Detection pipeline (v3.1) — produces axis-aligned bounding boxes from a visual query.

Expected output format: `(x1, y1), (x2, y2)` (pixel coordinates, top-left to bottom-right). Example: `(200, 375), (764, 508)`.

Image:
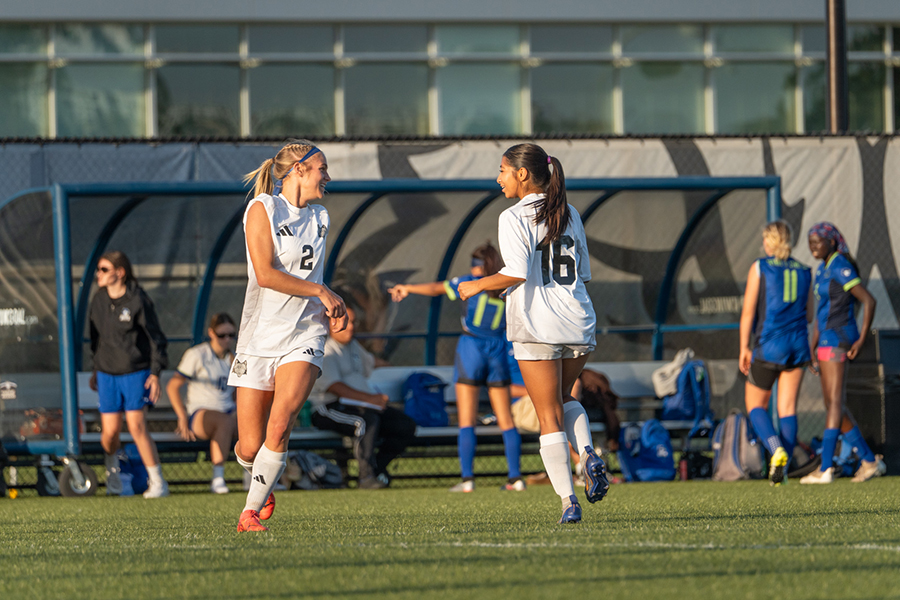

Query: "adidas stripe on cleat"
(582, 446), (610, 503)
(237, 510), (268, 532)
(769, 447), (788, 486)
(259, 492), (275, 520)
(558, 495), (582, 524)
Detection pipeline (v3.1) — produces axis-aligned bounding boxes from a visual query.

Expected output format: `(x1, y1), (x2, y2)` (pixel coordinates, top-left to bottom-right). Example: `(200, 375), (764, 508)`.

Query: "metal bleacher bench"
(75, 361), (696, 453)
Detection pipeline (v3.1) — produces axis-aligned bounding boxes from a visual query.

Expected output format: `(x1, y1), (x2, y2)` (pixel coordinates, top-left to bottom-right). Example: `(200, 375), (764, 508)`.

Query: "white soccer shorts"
(227, 336), (325, 391)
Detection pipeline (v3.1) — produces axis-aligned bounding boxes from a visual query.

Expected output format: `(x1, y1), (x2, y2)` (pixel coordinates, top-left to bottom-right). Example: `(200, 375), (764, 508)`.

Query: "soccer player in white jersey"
(458, 143), (609, 524)
(229, 140), (347, 532)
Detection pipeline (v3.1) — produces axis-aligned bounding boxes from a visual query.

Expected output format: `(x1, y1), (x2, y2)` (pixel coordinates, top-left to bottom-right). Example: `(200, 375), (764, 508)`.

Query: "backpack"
(402, 372), (449, 427)
(652, 348), (695, 397)
(285, 450), (345, 490)
(660, 359), (714, 439)
(711, 410), (765, 481)
(617, 419), (676, 482)
(118, 443), (148, 495)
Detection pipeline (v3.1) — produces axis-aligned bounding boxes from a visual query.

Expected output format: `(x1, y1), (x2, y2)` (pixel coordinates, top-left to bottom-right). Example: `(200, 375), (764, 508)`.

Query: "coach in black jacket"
(88, 251), (170, 498)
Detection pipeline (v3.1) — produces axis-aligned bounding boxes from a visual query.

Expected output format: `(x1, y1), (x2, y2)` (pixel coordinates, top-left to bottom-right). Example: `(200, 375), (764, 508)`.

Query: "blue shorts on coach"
(96, 369), (151, 413)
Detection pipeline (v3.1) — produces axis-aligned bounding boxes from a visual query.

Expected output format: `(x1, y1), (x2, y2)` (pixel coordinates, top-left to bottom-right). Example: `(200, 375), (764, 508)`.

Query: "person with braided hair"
(229, 140), (348, 532)
(457, 143), (609, 524)
(800, 222), (885, 484)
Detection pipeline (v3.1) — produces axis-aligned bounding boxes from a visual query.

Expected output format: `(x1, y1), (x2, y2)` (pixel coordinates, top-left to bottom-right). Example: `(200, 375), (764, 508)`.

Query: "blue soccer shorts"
(96, 369), (152, 413)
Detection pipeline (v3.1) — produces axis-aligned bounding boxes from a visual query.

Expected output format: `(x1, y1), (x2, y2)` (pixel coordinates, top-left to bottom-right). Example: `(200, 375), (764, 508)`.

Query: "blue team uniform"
(444, 275), (509, 387)
(814, 253), (862, 348)
(752, 257), (812, 368)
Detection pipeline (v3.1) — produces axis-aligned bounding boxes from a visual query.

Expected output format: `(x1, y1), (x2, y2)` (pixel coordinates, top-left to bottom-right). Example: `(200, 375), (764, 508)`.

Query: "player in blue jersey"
(800, 222), (885, 484)
(388, 242), (523, 492)
(739, 221), (811, 485)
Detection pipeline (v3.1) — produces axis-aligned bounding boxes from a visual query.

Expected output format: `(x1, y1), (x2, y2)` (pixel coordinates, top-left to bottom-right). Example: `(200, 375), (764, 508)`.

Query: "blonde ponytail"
(763, 221), (792, 261)
(243, 139), (319, 199)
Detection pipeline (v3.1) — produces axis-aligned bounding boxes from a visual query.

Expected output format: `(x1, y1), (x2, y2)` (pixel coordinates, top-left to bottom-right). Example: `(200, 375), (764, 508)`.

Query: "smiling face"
(497, 156), (526, 200)
(95, 258), (123, 289)
(808, 233), (834, 261)
(296, 153), (330, 203)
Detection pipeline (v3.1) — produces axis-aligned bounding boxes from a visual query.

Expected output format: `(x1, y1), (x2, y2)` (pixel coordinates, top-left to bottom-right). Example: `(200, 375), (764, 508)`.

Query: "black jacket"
(89, 281), (168, 377)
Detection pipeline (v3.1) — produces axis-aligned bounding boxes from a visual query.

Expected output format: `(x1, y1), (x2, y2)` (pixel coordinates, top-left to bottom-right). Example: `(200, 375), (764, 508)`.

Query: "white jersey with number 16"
(497, 193), (596, 345)
(236, 193), (329, 357)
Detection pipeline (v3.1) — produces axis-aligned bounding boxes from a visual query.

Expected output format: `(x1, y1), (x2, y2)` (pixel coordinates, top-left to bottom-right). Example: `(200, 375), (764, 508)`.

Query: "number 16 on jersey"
(538, 235), (576, 286)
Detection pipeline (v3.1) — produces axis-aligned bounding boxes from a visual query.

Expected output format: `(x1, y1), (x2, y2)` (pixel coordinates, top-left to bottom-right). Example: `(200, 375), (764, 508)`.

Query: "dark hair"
(99, 251), (136, 284)
(502, 143), (569, 244)
(208, 313), (235, 330)
(472, 241), (504, 298)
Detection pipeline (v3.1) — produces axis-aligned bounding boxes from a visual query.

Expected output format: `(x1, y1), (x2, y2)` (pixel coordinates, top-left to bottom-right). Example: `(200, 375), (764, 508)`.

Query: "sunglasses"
(96, 266), (112, 273)
(214, 331), (237, 339)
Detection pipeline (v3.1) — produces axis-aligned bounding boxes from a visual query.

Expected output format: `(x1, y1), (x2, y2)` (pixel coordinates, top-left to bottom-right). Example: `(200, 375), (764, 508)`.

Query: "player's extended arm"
(246, 202), (347, 327)
(326, 382), (389, 409)
(165, 372), (195, 441)
(848, 284), (877, 360)
(738, 264), (759, 376)
(458, 273), (524, 301)
(388, 282), (446, 302)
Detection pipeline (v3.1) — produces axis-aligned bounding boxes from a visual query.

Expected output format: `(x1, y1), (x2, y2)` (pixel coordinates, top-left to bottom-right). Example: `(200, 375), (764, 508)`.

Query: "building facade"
(1, 1), (900, 138)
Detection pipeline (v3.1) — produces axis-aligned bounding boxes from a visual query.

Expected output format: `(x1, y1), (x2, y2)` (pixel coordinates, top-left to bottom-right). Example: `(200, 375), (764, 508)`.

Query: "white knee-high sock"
(563, 401), (594, 460)
(236, 453), (253, 474)
(243, 444), (286, 513)
(539, 432), (575, 499)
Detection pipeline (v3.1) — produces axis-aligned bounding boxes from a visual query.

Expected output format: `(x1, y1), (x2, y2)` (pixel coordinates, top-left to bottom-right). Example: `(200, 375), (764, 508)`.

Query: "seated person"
(166, 313), (238, 494)
(310, 306), (417, 489)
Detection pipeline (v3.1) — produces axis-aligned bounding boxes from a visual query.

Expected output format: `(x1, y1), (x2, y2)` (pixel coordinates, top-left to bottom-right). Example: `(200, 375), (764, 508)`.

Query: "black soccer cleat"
(583, 446), (610, 503)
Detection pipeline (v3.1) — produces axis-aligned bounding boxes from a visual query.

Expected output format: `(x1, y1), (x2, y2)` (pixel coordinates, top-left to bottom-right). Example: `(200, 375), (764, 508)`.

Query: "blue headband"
(273, 147), (322, 195)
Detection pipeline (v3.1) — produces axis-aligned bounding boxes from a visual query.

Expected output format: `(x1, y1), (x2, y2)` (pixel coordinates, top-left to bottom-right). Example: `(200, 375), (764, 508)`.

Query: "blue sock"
(501, 427), (522, 480)
(749, 408), (782, 456)
(458, 427), (476, 479)
(821, 428), (840, 471)
(779, 415), (797, 466)
(842, 426), (875, 463)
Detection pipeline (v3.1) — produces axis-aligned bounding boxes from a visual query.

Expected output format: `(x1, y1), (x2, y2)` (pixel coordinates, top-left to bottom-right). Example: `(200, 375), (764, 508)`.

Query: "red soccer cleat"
(259, 493), (275, 520)
(237, 510), (267, 532)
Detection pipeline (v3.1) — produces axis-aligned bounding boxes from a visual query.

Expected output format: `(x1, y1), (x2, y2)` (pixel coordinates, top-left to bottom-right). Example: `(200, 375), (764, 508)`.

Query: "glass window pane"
(896, 68), (900, 129)
(713, 25), (794, 53)
(157, 64), (240, 136)
(56, 64), (144, 137)
(248, 25), (333, 53)
(250, 64), (334, 136)
(848, 62), (884, 131)
(155, 25), (239, 53)
(437, 26), (520, 54)
(56, 24), (143, 55)
(0, 64), (48, 136)
(802, 63), (826, 132)
(0, 24), (47, 54)
(802, 26), (826, 53)
(440, 63), (521, 135)
(895, 28), (900, 52)
(621, 25), (703, 53)
(715, 63), (795, 133)
(847, 25), (884, 52)
(530, 25), (612, 53)
(344, 63), (428, 135)
(344, 25), (427, 53)
(622, 62), (704, 134)
(532, 63), (613, 133)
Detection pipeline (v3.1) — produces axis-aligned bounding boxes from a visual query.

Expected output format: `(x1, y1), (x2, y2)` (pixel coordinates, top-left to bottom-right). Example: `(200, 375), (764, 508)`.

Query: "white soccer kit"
(175, 342), (235, 415)
(229, 193), (329, 389)
(497, 193), (596, 347)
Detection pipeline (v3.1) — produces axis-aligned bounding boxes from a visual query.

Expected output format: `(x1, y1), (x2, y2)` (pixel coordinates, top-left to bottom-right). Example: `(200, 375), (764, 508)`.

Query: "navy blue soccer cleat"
(558, 495), (582, 524)
(582, 446), (610, 503)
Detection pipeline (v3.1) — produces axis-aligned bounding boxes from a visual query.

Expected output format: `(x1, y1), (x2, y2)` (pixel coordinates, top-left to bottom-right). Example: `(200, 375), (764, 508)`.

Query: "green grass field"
(2, 478), (900, 600)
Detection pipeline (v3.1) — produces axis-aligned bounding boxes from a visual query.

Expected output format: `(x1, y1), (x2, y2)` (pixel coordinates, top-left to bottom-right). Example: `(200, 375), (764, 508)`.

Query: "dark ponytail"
(502, 143), (569, 244)
(472, 241), (504, 298)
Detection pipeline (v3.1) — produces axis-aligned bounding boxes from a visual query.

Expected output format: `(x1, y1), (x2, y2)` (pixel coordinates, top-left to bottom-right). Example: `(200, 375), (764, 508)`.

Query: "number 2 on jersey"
(538, 235), (576, 286)
(300, 245), (314, 270)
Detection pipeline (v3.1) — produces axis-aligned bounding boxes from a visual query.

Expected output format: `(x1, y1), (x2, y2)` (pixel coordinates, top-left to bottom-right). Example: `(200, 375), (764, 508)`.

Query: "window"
(157, 64), (241, 136)
(440, 63), (521, 134)
(344, 64), (429, 134)
(621, 25), (703, 54)
(343, 25), (428, 53)
(715, 63), (796, 133)
(622, 62), (704, 134)
(847, 25), (884, 52)
(248, 25), (334, 54)
(55, 24), (143, 55)
(532, 64), (614, 133)
(155, 25), (239, 54)
(713, 26), (794, 53)
(530, 25), (613, 53)
(437, 26), (520, 55)
(0, 24), (47, 54)
(250, 65), (335, 136)
(56, 64), (145, 137)
(802, 63), (826, 132)
(0, 63), (48, 136)
(848, 62), (885, 131)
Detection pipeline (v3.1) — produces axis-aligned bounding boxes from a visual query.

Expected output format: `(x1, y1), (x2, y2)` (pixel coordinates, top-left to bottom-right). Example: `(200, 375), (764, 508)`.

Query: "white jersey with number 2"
(497, 193), (596, 345)
(236, 193), (329, 357)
